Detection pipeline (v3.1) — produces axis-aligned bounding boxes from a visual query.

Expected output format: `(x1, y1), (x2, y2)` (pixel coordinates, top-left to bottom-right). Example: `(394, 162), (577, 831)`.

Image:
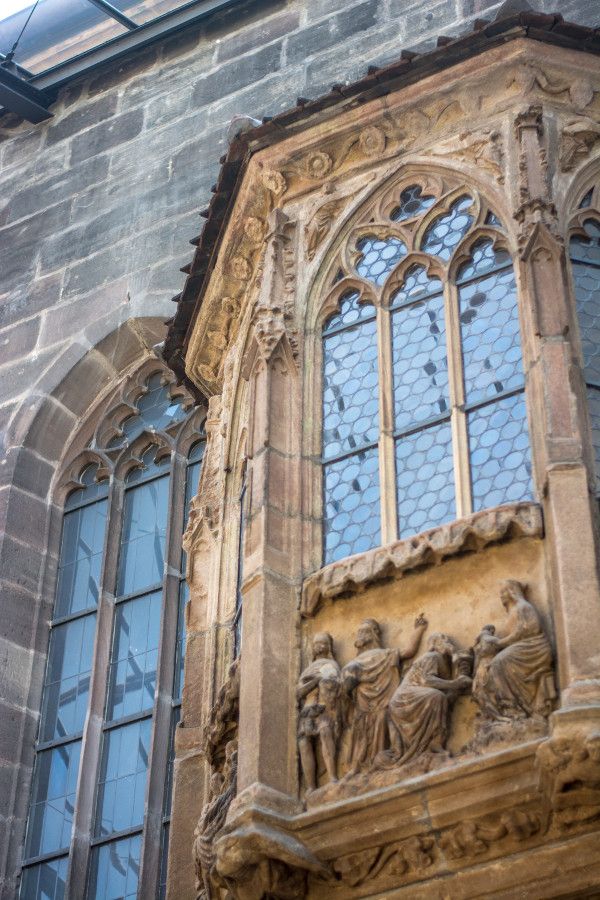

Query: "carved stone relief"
(537, 730), (600, 830)
(439, 807), (542, 860)
(560, 118), (600, 172)
(333, 835), (434, 887)
(299, 583), (555, 807)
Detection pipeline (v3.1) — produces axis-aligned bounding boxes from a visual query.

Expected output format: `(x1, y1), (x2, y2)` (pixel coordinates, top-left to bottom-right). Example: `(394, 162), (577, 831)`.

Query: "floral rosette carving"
(262, 169), (287, 196)
(304, 150), (333, 179)
(230, 255), (252, 281)
(359, 125), (386, 156)
(244, 216), (265, 244)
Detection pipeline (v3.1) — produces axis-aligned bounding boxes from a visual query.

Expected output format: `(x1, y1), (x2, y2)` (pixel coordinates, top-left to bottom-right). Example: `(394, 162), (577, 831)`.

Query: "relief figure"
(297, 632), (342, 791)
(376, 633), (471, 769)
(342, 615), (427, 775)
(472, 580), (555, 722)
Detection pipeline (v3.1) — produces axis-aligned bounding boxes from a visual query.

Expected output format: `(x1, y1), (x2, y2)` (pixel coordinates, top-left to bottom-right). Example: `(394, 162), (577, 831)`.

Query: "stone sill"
(301, 502), (543, 617)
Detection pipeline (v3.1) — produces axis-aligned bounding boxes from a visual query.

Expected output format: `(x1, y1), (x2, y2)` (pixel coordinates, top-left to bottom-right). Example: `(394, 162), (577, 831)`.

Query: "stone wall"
(1, 0), (600, 895)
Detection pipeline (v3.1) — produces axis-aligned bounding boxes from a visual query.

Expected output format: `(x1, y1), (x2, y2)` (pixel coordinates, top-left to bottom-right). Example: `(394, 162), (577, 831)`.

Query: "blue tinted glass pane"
(125, 447), (171, 485)
(65, 466), (108, 509)
(390, 185), (435, 222)
(484, 210), (503, 228)
(159, 823), (170, 900)
(106, 592), (162, 721)
(323, 291), (374, 333)
(26, 742), (81, 858)
(89, 833), (141, 900)
(469, 393), (532, 511)
(389, 264), (442, 307)
(323, 447), (380, 563)
(117, 476), (169, 596)
(55, 500), (107, 617)
(96, 719), (151, 836)
(587, 387), (600, 495)
(395, 422), (455, 537)
(185, 461), (202, 523)
(174, 583), (188, 701)
(572, 260), (600, 382)
(188, 438), (205, 464)
(570, 221), (600, 265)
(579, 189), (593, 209)
(20, 856), (68, 900)
(460, 264), (523, 405)
(456, 238), (510, 283)
(41, 613), (96, 742)
(163, 707), (180, 816)
(356, 236), (407, 285)
(323, 318), (379, 459)
(392, 287), (449, 431)
(422, 195), (474, 260)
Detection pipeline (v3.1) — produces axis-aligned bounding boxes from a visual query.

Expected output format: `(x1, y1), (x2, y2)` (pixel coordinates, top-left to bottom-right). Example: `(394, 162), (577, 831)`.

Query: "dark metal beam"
(30, 0), (246, 91)
(84, 0), (138, 31)
(0, 64), (52, 122)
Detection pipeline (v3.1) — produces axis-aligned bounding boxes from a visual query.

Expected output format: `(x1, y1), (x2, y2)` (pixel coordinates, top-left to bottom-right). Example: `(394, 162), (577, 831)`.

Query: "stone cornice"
(301, 502), (543, 617)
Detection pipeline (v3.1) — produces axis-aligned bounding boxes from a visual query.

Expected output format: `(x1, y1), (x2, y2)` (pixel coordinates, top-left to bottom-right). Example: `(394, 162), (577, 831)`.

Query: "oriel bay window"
(20, 368), (205, 900)
(321, 180), (533, 564)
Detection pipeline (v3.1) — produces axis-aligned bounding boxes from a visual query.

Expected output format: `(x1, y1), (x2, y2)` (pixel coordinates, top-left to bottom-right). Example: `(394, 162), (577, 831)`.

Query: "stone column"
(516, 105), (600, 712)
(235, 210), (302, 810)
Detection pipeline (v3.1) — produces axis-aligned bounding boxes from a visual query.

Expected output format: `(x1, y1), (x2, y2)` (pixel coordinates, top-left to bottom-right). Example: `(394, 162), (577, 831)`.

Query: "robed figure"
(341, 616), (427, 775)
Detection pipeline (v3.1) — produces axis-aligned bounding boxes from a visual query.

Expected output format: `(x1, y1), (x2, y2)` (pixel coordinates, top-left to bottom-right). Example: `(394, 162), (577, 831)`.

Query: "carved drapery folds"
(298, 584), (555, 807)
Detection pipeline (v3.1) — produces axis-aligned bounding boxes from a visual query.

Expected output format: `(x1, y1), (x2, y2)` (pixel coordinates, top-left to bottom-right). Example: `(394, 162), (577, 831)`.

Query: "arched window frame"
(19, 359), (207, 900)
(311, 171), (534, 565)
(566, 179), (600, 501)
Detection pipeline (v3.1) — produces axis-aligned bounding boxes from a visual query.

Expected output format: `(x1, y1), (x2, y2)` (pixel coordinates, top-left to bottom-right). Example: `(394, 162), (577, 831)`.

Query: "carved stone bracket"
(302, 502), (543, 617)
(537, 728), (600, 830)
(560, 118), (600, 172)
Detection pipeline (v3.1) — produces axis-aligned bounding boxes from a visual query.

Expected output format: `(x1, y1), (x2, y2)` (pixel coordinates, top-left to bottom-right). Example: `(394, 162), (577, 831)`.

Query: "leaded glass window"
(570, 185), (600, 495)
(21, 367), (205, 900)
(321, 182), (532, 564)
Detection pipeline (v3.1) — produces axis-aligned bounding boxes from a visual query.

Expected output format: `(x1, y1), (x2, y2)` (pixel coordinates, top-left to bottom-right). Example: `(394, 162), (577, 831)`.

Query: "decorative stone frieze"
(302, 503), (543, 618)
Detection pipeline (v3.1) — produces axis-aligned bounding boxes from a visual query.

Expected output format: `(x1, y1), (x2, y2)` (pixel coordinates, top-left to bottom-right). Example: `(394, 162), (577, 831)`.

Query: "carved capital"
(560, 118), (600, 173)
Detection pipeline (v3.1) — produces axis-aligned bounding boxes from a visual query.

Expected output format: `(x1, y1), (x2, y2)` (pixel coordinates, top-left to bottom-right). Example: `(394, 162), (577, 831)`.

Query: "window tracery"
(20, 365), (205, 900)
(569, 183), (600, 496)
(321, 177), (533, 564)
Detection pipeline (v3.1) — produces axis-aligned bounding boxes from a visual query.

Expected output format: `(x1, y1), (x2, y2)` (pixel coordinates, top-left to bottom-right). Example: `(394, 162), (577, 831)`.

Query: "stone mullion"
(514, 105), (600, 711)
(445, 281), (471, 518)
(377, 305), (398, 545)
(138, 452), (186, 899)
(65, 478), (123, 899)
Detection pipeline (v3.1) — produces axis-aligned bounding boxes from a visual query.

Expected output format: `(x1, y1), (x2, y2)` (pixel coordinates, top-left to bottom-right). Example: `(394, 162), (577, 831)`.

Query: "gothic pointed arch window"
(20, 364), (206, 900)
(320, 176), (533, 564)
(568, 183), (600, 497)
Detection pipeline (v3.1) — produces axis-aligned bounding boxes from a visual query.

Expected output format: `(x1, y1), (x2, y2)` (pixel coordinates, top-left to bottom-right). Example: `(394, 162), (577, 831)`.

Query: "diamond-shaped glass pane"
(456, 238), (510, 283)
(572, 259), (600, 382)
(459, 260), (523, 406)
(109, 374), (187, 449)
(395, 421), (455, 537)
(421, 195), (474, 260)
(323, 290), (374, 333)
(356, 236), (407, 285)
(391, 276), (449, 432)
(468, 393), (532, 511)
(323, 448), (380, 563)
(322, 316), (379, 459)
(390, 184), (435, 221)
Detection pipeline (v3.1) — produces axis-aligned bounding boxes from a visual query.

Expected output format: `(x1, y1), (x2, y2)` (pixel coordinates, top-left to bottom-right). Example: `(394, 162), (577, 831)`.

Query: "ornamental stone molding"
(302, 503), (543, 617)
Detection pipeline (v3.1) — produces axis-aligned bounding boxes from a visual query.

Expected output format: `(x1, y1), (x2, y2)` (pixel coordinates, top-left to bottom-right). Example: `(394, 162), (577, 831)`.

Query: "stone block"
(392, 0), (458, 36)
(69, 109), (145, 166)
(206, 69), (306, 130)
(0, 635), (36, 709)
(52, 347), (116, 418)
(23, 396), (77, 462)
(0, 317), (41, 366)
(216, 9), (300, 63)
(0, 202), (72, 283)
(45, 94), (119, 146)
(9, 447), (54, 500)
(0, 273), (63, 329)
(0, 128), (42, 171)
(6, 155), (108, 223)
(0, 348), (56, 406)
(143, 88), (194, 131)
(87, 46), (159, 96)
(286, 0), (380, 66)
(0, 533), (43, 595)
(191, 42), (283, 107)
(0, 485), (49, 553)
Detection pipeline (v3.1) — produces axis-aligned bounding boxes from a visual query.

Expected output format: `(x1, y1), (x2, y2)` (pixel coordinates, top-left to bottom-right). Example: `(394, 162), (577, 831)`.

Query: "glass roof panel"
(108, 0), (201, 26)
(0, 0), (129, 74)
